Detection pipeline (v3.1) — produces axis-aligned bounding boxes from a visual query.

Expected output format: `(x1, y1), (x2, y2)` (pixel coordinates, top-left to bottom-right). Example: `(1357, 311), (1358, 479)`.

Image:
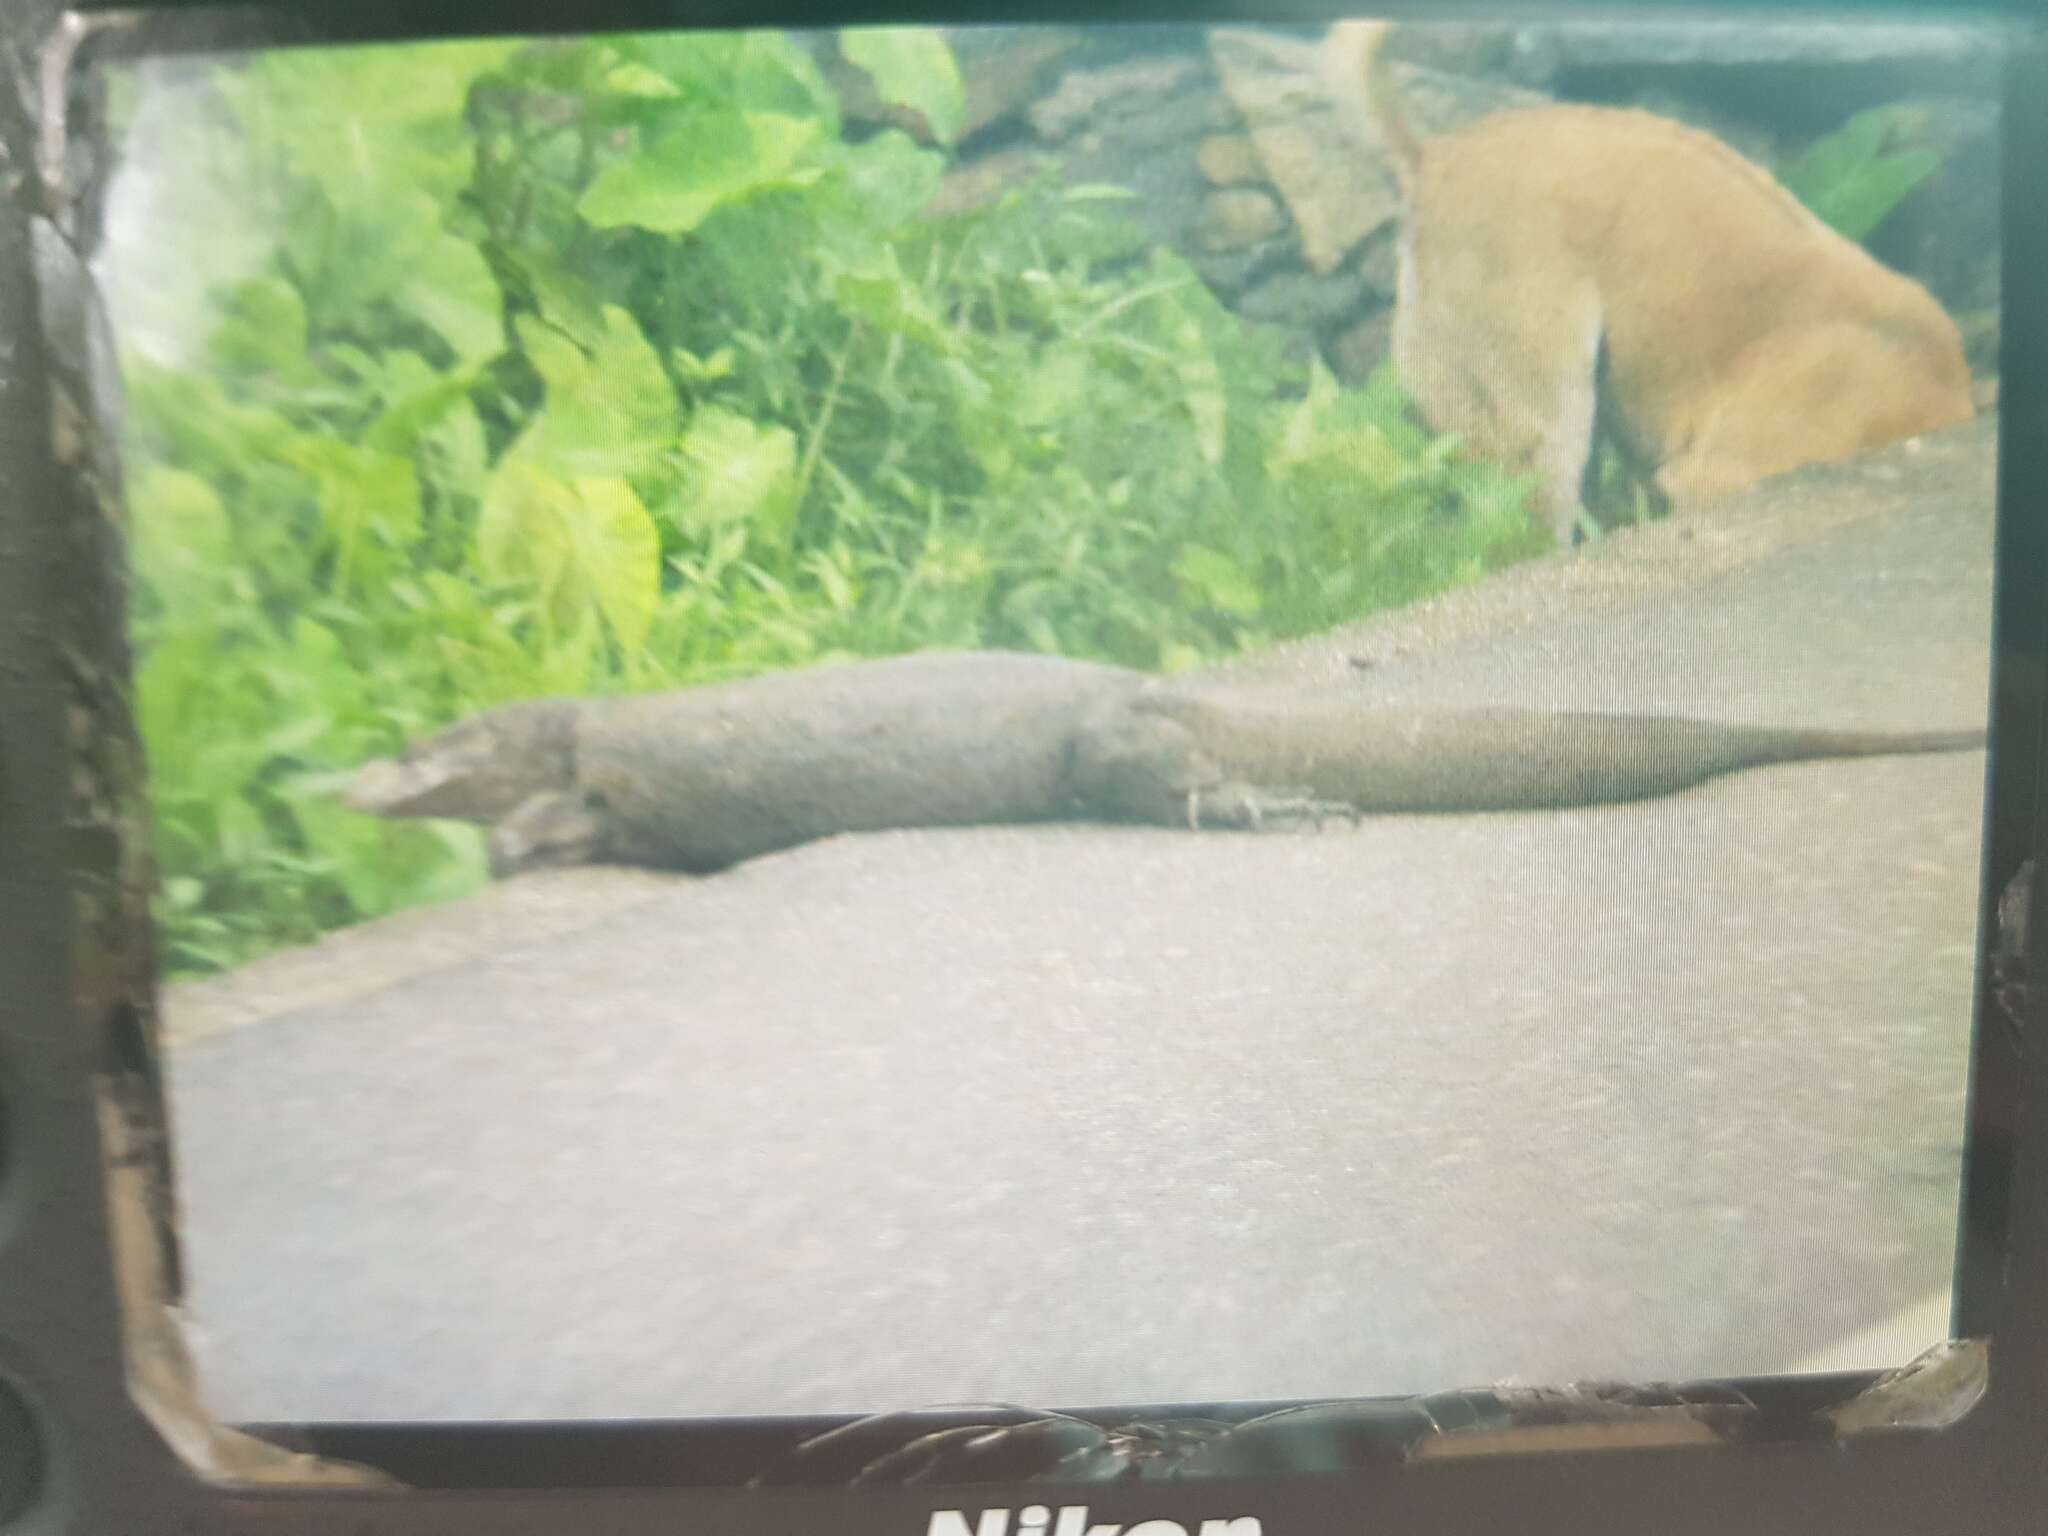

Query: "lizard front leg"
(487, 788), (609, 877)
(1067, 699), (1356, 832)
(1186, 781), (1362, 832)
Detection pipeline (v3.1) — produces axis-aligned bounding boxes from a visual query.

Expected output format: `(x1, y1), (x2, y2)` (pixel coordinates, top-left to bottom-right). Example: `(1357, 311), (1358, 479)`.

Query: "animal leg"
(1396, 273), (1604, 544)
(1186, 783), (1362, 833)
(1529, 332), (1604, 546)
(1067, 702), (1353, 831)
(487, 789), (608, 877)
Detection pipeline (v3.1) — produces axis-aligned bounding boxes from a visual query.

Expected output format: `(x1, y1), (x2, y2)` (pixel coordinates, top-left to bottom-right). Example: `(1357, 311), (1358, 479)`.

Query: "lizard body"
(343, 650), (1985, 875)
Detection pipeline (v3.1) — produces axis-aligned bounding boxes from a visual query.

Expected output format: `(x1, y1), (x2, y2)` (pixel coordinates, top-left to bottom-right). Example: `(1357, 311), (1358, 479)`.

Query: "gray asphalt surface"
(165, 420), (1996, 1424)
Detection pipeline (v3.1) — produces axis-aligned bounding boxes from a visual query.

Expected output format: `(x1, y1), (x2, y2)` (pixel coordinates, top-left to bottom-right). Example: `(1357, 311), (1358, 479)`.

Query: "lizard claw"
(1190, 783), (1361, 832)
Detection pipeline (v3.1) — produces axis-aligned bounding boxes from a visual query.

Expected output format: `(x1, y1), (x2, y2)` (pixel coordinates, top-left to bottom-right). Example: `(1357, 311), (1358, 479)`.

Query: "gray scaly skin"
(347, 653), (1138, 876)
(343, 650), (1987, 877)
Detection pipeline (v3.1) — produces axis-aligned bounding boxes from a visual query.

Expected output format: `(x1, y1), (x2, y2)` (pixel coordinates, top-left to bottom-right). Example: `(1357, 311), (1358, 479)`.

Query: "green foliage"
(578, 108), (825, 233)
(113, 28), (1541, 975)
(840, 27), (966, 145)
(1779, 105), (1942, 243)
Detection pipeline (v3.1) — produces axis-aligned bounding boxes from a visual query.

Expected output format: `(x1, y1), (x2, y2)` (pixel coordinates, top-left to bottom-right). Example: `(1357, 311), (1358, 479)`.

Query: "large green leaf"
(279, 180), (445, 324)
(213, 42), (520, 328)
(564, 476), (662, 652)
(513, 305), (680, 480)
(362, 353), (486, 458)
(205, 277), (310, 379)
(576, 107), (824, 234)
(494, 246), (609, 349)
(235, 40), (521, 205)
(670, 406), (800, 542)
(477, 459), (575, 598)
(1780, 106), (1891, 213)
(294, 439), (424, 589)
(827, 129), (945, 228)
(1779, 105), (1942, 242)
(604, 61), (682, 99)
(617, 30), (839, 127)
(1807, 149), (1940, 242)
(839, 27), (965, 146)
(477, 459), (660, 651)
(396, 233), (506, 362)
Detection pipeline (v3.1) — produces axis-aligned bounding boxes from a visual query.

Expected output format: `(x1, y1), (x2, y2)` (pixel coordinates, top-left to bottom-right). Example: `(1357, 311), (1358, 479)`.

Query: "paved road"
(165, 421), (1996, 1424)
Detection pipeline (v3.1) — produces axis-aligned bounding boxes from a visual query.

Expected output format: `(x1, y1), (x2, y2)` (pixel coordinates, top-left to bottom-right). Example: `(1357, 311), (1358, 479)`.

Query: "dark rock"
(1023, 55), (1239, 267)
(1193, 187), (1287, 252)
(1327, 309), (1394, 387)
(931, 146), (1059, 216)
(1209, 27), (1544, 276)
(1027, 54), (1207, 143)
(1235, 266), (1367, 329)
(1184, 240), (1288, 300)
(1195, 133), (1261, 187)
(1345, 222), (1400, 297)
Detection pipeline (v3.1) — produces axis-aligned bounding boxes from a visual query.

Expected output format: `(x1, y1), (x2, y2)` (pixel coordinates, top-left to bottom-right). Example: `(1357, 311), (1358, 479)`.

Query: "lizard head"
(343, 699), (579, 825)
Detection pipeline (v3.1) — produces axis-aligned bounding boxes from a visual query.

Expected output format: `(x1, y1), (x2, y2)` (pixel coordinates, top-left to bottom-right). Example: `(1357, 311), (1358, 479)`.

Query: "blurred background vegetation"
(112, 28), (1550, 974)
(106, 28), (1939, 974)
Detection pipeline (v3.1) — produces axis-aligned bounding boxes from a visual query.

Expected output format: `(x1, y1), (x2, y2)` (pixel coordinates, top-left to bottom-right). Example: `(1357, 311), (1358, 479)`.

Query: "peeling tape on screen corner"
(747, 1341), (1989, 1487)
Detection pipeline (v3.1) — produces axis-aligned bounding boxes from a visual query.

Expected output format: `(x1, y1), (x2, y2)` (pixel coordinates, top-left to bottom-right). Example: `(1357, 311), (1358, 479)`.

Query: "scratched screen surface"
(103, 17), (2000, 1424)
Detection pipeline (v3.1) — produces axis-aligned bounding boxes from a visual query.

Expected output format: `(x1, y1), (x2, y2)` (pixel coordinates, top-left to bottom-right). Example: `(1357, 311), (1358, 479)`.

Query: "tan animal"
(1318, 20), (1976, 542)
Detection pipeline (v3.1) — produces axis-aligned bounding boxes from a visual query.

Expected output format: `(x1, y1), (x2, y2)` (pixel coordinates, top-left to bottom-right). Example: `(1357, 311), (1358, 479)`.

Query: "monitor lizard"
(343, 649), (1986, 876)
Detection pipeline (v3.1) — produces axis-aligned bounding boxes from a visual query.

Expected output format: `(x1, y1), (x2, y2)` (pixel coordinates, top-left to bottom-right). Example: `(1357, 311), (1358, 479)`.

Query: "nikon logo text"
(927, 1507), (1260, 1536)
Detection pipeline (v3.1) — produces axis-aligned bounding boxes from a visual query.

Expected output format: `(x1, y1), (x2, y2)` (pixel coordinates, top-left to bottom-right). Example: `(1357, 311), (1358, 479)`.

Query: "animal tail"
(1794, 729), (1982, 761)
(1538, 717), (1984, 811)
(1745, 725), (1987, 767)
(1323, 19), (1421, 191)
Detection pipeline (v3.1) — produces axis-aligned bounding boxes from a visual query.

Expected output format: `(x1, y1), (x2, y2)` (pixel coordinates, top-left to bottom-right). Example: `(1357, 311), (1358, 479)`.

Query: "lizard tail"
(1324, 19), (1421, 192)
(1753, 726), (1988, 764)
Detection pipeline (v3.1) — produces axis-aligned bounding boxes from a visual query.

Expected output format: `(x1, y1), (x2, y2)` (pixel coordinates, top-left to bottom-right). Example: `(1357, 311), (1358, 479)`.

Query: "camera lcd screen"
(96, 13), (2001, 1431)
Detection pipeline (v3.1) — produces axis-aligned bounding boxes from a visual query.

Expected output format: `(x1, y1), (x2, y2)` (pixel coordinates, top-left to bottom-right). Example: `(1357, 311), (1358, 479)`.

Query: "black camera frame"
(1, 1), (2043, 1531)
